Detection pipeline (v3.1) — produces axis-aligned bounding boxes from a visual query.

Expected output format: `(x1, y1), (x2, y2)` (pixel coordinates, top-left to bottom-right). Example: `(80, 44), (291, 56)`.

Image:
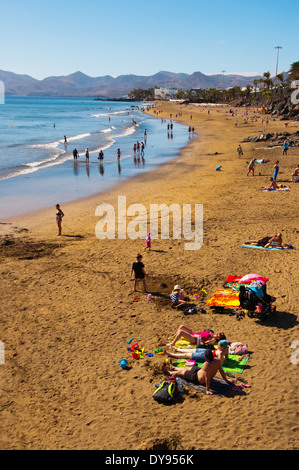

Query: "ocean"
(0, 97), (191, 219)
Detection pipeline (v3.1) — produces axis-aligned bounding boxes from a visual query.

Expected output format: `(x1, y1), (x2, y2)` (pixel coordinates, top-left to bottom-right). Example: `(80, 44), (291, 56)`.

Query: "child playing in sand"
(171, 285), (186, 309)
(130, 254), (148, 292)
(145, 232), (151, 252)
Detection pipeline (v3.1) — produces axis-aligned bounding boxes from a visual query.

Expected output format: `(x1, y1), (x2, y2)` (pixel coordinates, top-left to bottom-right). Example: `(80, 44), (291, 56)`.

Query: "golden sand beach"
(0, 101), (298, 450)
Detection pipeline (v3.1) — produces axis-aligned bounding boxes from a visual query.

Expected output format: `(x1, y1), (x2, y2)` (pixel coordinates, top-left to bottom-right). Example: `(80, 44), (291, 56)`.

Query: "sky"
(0, 0), (298, 80)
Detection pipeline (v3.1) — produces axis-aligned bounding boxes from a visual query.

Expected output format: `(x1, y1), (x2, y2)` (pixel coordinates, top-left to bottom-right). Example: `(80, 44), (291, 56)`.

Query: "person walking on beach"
(85, 148), (89, 162)
(237, 145), (243, 158)
(117, 148), (121, 159)
(247, 158), (256, 176)
(55, 204), (64, 236)
(282, 140), (288, 156)
(98, 150), (104, 160)
(273, 160), (279, 181)
(73, 148), (78, 159)
(131, 254), (148, 292)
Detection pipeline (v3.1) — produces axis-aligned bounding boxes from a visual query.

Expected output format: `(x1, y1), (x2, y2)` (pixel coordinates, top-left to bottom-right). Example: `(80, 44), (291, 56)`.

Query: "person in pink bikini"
(166, 325), (226, 348)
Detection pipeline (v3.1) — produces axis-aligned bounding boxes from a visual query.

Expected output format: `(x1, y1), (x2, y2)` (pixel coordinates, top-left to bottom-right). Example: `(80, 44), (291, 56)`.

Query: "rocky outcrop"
(242, 131), (299, 146)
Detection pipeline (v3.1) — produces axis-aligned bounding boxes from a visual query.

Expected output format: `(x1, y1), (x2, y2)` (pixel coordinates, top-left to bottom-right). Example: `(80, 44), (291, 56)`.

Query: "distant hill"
(0, 69), (263, 98)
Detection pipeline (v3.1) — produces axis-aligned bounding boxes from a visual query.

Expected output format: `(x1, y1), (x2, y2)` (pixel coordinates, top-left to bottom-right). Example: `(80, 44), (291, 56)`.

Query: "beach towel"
(173, 355), (249, 375)
(206, 288), (240, 309)
(180, 377), (246, 397)
(262, 187), (290, 192)
(173, 338), (250, 374)
(241, 244), (295, 251)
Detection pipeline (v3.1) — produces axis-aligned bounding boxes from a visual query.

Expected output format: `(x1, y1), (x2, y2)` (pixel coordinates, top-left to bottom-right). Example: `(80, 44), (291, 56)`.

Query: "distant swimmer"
(98, 150), (104, 160)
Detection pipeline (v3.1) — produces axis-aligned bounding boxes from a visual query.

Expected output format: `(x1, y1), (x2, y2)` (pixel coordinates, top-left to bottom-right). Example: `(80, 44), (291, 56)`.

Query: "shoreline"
(0, 109), (198, 233)
(0, 103), (190, 221)
(1, 101), (298, 451)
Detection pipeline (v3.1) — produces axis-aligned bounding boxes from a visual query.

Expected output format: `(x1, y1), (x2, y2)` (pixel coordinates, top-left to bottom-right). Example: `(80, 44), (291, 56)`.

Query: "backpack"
(152, 377), (179, 404)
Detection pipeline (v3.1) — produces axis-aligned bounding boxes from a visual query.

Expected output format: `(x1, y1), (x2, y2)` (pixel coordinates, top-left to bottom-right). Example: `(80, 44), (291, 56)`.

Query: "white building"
(154, 87), (178, 99)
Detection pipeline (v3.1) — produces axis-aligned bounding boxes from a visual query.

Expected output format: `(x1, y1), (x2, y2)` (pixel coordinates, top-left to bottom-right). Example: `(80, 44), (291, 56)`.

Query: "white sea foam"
(27, 132), (91, 149)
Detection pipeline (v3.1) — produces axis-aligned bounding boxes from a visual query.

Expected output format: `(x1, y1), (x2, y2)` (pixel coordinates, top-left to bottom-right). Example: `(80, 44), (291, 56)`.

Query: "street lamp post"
(221, 70), (226, 90)
(275, 46), (282, 84)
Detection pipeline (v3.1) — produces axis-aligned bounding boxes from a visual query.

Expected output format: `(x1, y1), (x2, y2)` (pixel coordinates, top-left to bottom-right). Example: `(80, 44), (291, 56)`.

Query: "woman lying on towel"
(166, 325), (226, 348)
(261, 177), (288, 191)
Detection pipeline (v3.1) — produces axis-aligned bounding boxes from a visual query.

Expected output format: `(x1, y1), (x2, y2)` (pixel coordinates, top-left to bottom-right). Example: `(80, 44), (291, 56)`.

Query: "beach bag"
(152, 377), (178, 404)
(183, 307), (198, 316)
(230, 342), (248, 355)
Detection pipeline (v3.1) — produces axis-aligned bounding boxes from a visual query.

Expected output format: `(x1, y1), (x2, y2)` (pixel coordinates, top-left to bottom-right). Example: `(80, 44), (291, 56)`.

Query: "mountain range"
(0, 70), (262, 98)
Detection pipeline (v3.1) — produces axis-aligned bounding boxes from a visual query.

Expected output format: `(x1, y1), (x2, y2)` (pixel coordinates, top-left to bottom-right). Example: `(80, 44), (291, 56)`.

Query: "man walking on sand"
(162, 348), (234, 395)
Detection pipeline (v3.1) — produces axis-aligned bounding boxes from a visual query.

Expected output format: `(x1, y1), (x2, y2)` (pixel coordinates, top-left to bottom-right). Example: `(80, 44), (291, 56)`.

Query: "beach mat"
(174, 355), (249, 374)
(180, 377), (246, 397)
(173, 339), (249, 374)
(241, 244), (295, 251)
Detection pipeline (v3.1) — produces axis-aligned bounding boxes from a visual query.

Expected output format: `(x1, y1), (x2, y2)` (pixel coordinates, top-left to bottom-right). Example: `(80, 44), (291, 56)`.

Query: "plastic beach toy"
(120, 359), (128, 369)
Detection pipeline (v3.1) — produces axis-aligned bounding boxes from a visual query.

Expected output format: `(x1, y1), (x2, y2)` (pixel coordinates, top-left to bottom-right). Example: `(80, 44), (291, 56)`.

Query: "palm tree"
(288, 61), (299, 80)
(263, 71), (273, 91)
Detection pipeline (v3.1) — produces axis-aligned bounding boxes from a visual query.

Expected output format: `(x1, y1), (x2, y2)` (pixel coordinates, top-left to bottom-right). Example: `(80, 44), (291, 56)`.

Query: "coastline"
(1, 101), (298, 451)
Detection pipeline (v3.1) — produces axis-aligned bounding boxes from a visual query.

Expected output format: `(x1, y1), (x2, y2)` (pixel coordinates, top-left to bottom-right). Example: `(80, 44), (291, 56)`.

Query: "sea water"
(0, 97), (191, 219)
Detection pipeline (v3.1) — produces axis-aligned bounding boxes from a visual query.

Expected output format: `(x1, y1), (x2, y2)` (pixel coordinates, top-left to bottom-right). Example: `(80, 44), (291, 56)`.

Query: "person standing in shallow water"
(55, 204), (64, 236)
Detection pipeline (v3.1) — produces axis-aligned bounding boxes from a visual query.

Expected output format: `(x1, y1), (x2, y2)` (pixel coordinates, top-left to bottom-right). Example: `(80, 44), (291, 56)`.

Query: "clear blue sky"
(1, 0), (298, 79)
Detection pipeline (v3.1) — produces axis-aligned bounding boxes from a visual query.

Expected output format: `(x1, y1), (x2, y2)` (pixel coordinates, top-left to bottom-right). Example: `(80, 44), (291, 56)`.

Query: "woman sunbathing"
(166, 325), (226, 348)
(261, 178), (287, 191)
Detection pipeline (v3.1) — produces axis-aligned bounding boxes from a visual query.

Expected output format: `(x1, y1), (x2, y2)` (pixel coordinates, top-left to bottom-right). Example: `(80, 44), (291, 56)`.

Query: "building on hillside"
(154, 87), (178, 99)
